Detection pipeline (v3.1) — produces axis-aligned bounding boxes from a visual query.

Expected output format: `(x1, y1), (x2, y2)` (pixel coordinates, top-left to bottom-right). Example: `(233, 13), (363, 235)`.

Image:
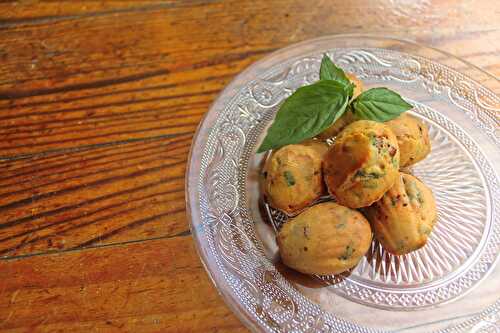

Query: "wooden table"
(0, 1), (498, 332)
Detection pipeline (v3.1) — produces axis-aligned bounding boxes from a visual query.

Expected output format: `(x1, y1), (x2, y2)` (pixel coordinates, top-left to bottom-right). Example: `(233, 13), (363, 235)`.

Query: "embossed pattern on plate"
(188, 36), (500, 332)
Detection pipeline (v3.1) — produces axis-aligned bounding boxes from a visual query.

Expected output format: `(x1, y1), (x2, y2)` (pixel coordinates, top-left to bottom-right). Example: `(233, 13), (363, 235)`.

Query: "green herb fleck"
(355, 169), (384, 180)
(283, 171), (295, 186)
(407, 180), (423, 204)
(417, 192), (424, 204)
(368, 133), (378, 146)
(368, 134), (386, 153)
(353, 169), (383, 189)
(362, 181), (379, 189)
(419, 224), (431, 235)
(339, 244), (355, 260)
(336, 223), (346, 229)
(391, 156), (399, 168)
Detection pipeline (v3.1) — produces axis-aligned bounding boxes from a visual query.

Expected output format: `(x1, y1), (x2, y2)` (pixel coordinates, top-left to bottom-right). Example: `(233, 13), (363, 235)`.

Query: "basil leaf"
(319, 54), (352, 92)
(344, 82), (355, 98)
(352, 87), (413, 122)
(257, 80), (349, 153)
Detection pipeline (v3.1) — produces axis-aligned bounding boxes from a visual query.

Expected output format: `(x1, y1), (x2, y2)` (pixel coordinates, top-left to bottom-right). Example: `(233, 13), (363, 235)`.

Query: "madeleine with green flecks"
(364, 173), (437, 255)
(277, 202), (372, 275)
(262, 143), (327, 215)
(387, 114), (431, 167)
(323, 120), (400, 209)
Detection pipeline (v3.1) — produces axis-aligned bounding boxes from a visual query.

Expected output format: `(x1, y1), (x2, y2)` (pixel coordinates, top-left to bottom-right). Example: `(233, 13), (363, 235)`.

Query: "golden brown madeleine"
(299, 138), (329, 158)
(316, 73), (364, 140)
(277, 202), (372, 275)
(386, 114), (431, 167)
(316, 110), (356, 140)
(323, 120), (400, 208)
(262, 144), (325, 215)
(364, 173), (437, 255)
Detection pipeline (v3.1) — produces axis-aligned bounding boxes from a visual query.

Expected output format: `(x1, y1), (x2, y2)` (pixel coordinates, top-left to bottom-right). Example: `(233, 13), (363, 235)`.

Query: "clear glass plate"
(186, 35), (500, 332)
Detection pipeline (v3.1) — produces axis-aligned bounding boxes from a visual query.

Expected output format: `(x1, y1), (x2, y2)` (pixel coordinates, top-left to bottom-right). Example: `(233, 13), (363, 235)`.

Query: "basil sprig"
(257, 80), (349, 153)
(257, 54), (412, 153)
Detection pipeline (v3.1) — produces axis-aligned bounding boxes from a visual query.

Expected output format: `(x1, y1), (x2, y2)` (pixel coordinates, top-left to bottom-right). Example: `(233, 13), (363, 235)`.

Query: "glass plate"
(186, 35), (500, 332)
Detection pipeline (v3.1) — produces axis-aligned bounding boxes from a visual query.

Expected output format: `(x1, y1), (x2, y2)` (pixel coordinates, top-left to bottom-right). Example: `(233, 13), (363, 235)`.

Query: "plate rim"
(185, 33), (500, 332)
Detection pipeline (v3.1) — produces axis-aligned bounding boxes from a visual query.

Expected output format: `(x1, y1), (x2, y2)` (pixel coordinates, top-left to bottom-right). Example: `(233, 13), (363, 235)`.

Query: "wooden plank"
(0, 1), (196, 23)
(0, 236), (248, 333)
(0, 133), (191, 258)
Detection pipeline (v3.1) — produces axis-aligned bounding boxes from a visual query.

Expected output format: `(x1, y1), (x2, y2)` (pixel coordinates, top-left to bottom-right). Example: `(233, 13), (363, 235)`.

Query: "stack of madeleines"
(262, 75), (437, 275)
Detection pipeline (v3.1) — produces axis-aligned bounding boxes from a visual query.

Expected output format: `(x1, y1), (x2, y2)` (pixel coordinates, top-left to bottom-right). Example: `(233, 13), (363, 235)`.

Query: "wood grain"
(0, 1), (498, 332)
(0, 236), (247, 333)
(0, 0), (497, 257)
(0, 133), (191, 258)
(0, 1), (498, 157)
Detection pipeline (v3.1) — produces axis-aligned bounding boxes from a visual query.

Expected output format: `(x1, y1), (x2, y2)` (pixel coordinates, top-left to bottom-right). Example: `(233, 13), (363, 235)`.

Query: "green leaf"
(352, 87), (413, 122)
(257, 80), (349, 153)
(319, 54), (353, 96)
